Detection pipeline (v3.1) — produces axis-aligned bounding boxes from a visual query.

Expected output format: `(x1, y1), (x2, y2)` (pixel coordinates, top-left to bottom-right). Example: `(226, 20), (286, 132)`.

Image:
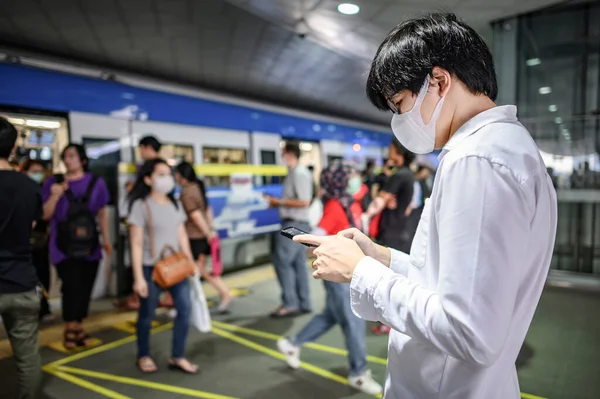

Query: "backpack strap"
(82, 176), (98, 204)
(63, 175), (98, 204)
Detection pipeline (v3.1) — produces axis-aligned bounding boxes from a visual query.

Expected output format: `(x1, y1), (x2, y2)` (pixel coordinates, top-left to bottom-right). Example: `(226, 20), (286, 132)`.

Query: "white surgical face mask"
(153, 175), (175, 194)
(390, 76), (446, 154)
(28, 172), (44, 184)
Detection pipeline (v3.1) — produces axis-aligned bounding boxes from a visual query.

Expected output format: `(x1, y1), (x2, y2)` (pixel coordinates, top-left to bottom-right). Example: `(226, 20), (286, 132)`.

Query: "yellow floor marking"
(211, 326), (382, 399)
(0, 265), (273, 359)
(213, 321), (546, 399)
(521, 393), (547, 399)
(44, 366), (131, 399)
(45, 322), (174, 368)
(47, 337), (104, 354)
(55, 366), (240, 399)
(212, 320), (388, 365)
(113, 320), (160, 334)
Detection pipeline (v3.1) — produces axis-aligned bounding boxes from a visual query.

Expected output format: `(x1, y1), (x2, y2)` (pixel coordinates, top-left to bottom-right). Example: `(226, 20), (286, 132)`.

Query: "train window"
(0, 111), (69, 172)
(202, 147), (248, 187)
(83, 138), (121, 206)
(202, 147), (247, 164)
(134, 143), (194, 166)
(260, 150), (281, 185)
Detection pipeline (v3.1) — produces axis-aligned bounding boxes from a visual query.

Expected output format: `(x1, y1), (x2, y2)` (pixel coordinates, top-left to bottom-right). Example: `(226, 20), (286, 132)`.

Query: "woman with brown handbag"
(128, 159), (198, 374)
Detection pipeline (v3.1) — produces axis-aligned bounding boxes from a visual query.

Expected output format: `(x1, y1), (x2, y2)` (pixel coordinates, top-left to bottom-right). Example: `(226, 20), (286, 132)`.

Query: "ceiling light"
(526, 58), (541, 66)
(352, 143), (361, 152)
(25, 120), (61, 129)
(555, 117), (563, 124)
(548, 105), (558, 112)
(338, 3), (360, 15)
(539, 87), (552, 95)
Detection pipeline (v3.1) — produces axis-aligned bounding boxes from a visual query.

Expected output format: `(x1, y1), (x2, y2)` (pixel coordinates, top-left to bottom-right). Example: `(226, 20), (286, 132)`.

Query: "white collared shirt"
(350, 106), (557, 399)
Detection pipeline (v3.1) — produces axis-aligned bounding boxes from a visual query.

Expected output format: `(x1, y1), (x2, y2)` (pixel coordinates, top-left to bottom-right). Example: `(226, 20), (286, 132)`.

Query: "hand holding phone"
(280, 226), (317, 247)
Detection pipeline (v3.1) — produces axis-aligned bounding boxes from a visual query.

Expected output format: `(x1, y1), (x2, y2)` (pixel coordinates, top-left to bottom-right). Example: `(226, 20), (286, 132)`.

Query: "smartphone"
(54, 173), (65, 184)
(280, 226), (317, 247)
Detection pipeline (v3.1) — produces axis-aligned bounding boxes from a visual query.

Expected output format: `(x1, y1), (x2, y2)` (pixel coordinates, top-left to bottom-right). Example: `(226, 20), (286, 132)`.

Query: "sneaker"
(348, 370), (383, 395)
(276, 338), (301, 369)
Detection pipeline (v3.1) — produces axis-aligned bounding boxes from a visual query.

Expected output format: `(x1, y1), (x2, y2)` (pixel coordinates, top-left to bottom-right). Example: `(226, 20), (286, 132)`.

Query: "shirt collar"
(437, 105), (518, 161)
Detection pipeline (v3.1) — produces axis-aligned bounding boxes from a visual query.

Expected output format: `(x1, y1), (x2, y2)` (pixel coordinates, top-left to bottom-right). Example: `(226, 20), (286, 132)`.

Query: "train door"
(70, 112), (130, 299)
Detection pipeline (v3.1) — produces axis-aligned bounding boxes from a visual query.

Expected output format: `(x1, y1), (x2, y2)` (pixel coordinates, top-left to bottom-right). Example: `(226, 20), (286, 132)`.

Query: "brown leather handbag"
(145, 202), (195, 289)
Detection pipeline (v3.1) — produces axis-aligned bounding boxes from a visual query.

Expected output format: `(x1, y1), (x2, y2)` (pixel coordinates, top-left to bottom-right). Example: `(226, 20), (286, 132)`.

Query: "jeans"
(290, 281), (367, 377)
(136, 266), (191, 359)
(272, 220), (311, 310)
(0, 290), (41, 399)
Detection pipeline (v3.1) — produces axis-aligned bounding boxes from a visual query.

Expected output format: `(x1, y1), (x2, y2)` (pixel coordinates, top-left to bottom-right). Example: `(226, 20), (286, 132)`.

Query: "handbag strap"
(144, 201), (155, 260)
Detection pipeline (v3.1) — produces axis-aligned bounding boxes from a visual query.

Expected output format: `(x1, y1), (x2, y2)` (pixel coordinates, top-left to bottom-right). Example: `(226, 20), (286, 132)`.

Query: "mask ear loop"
(419, 75), (446, 128)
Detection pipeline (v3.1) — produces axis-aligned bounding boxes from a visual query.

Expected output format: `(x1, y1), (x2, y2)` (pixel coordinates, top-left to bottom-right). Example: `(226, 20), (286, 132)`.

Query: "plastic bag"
(189, 274), (211, 332)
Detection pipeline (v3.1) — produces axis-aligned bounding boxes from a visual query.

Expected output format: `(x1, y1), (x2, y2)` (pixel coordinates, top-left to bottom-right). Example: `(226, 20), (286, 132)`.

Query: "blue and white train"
(0, 61), (399, 298)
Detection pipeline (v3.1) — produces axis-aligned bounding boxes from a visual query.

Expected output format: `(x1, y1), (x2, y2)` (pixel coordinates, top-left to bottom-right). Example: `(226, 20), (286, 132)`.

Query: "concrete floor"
(0, 266), (598, 399)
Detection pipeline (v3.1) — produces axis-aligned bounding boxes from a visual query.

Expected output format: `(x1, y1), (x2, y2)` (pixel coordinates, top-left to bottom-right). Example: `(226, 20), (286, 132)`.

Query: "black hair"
(138, 135), (162, 153)
(417, 164), (433, 173)
(0, 117), (18, 159)
(283, 142), (301, 159)
(391, 138), (416, 166)
(175, 161), (208, 206)
(20, 157), (46, 172)
(366, 13), (498, 111)
(128, 158), (177, 212)
(61, 143), (90, 172)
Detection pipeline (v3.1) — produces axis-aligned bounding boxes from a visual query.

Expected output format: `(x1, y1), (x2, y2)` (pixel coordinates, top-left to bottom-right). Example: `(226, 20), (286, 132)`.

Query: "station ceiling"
(0, 0), (565, 129)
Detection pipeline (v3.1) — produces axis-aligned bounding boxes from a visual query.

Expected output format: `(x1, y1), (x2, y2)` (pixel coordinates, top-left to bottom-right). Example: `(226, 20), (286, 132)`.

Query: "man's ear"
(431, 66), (452, 97)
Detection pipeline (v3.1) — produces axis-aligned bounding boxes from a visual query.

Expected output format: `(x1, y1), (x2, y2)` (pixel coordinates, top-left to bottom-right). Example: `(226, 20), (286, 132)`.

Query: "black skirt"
(189, 238), (210, 259)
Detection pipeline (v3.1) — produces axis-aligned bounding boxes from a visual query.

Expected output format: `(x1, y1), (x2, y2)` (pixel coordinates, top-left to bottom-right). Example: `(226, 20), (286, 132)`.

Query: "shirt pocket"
(409, 199), (432, 269)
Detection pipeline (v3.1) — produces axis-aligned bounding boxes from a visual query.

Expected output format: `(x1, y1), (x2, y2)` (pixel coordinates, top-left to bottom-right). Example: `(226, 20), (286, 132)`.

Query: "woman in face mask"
(21, 158), (53, 321)
(128, 159), (198, 374)
(347, 167), (371, 227)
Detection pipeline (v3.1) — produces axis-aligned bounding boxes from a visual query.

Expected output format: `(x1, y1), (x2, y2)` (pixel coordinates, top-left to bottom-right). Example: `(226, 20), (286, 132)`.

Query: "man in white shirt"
(294, 13), (557, 399)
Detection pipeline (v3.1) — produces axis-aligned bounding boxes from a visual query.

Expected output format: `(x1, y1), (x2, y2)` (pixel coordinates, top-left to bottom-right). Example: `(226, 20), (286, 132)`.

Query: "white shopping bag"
(189, 274), (211, 332)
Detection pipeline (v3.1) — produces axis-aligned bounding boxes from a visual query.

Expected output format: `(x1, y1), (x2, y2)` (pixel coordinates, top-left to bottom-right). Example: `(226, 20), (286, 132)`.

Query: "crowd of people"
(0, 12), (557, 399)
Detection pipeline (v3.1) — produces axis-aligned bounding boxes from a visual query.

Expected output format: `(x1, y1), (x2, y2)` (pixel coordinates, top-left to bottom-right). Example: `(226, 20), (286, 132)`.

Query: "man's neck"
(448, 95), (496, 139)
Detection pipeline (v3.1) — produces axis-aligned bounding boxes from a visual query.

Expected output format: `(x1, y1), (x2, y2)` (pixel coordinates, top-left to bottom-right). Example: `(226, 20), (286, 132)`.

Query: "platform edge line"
(55, 366), (240, 399)
(44, 366), (132, 399)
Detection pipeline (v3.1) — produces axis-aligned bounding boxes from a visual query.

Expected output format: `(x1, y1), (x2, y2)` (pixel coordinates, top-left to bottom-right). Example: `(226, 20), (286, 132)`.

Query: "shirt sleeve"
(293, 169), (313, 202)
(94, 177), (110, 209)
(350, 156), (530, 366)
(128, 200), (146, 227)
(389, 248), (411, 276)
(318, 200), (349, 235)
(181, 186), (201, 214)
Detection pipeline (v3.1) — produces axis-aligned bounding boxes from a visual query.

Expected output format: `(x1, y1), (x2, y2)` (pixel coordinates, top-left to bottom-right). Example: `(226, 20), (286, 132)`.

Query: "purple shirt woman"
(42, 143), (110, 350)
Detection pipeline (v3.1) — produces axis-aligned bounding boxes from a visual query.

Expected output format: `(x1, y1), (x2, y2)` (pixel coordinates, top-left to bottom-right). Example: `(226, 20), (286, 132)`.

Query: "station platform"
(0, 265), (598, 399)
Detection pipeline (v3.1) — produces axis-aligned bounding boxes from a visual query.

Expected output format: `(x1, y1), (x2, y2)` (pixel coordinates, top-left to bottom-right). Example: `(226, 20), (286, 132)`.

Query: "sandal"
(168, 358), (199, 374)
(75, 330), (93, 347)
(63, 329), (78, 350)
(137, 357), (157, 373)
